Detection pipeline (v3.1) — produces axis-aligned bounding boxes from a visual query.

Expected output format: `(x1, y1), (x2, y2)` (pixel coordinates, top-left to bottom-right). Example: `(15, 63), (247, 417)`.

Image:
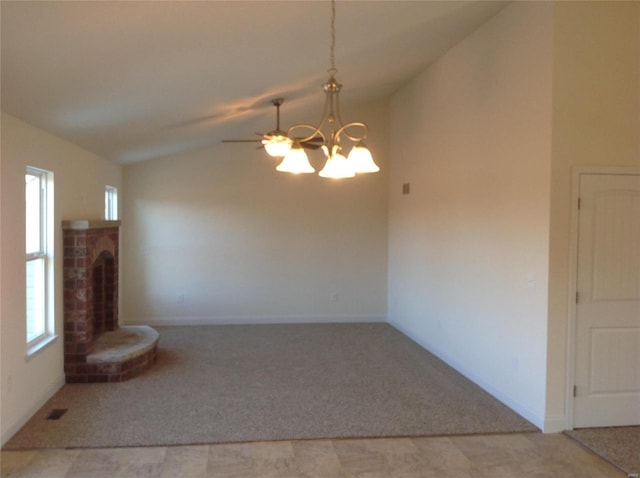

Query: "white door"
(574, 172), (640, 428)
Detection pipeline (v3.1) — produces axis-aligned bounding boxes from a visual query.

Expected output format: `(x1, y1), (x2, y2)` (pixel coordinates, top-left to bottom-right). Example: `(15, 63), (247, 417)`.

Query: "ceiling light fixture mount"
(261, 98), (293, 158)
(274, 0), (380, 178)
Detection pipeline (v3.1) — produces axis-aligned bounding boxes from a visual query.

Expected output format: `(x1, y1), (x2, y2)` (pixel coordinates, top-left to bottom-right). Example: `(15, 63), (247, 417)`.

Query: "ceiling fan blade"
(295, 135), (324, 150)
(221, 139), (261, 143)
(223, 98), (302, 148)
(301, 141), (322, 150)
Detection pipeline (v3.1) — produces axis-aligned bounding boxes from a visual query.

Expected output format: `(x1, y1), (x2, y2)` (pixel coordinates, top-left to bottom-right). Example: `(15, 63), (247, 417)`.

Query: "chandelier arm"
(331, 89), (368, 144)
(287, 124), (328, 144)
(287, 88), (333, 144)
(334, 122), (368, 143)
(333, 89), (345, 131)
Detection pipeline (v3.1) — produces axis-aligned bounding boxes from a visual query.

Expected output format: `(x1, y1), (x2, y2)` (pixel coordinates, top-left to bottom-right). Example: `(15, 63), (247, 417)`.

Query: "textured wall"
(387, 2), (553, 429)
(1, 113), (122, 445)
(121, 98), (389, 325)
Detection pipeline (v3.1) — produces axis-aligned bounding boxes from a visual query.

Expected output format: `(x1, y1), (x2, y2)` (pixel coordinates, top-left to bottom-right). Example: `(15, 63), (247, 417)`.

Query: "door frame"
(566, 166), (640, 430)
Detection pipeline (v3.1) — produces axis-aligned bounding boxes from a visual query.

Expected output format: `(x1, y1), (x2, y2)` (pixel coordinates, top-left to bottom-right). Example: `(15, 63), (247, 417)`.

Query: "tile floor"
(1, 432), (625, 478)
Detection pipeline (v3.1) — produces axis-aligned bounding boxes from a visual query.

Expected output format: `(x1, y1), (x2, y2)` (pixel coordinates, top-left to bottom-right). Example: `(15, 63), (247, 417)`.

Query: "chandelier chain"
(329, 0), (336, 74)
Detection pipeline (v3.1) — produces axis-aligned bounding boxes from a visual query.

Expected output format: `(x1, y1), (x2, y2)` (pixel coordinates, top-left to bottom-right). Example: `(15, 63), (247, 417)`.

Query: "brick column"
(62, 220), (120, 382)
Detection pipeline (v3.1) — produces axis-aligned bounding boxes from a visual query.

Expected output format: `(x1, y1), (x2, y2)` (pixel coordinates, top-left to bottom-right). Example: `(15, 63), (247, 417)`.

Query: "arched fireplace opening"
(92, 250), (115, 336)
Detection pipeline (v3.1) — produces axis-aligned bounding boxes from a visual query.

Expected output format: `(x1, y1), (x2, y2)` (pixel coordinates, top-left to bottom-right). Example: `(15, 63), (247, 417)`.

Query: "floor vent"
(46, 409), (68, 420)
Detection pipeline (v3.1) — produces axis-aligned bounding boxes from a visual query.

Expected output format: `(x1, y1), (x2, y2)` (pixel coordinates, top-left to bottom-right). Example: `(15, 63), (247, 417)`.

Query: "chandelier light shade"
(268, 0), (380, 179)
(348, 141), (380, 173)
(318, 145), (355, 178)
(276, 143), (315, 174)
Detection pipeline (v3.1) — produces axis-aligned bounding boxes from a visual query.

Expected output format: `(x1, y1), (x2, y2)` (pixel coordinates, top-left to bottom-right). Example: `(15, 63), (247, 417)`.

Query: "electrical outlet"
(331, 292), (339, 302)
(177, 294), (184, 304)
(527, 273), (536, 289)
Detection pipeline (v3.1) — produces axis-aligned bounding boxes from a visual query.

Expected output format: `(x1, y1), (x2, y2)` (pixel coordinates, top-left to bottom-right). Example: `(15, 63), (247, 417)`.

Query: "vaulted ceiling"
(1, 1), (507, 164)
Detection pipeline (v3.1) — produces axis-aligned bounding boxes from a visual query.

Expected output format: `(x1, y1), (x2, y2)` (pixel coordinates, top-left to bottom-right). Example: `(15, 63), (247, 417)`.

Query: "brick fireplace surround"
(63, 220), (158, 382)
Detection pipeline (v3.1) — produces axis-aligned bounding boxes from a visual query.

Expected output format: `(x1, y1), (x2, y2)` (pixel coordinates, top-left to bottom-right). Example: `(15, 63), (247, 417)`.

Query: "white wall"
(546, 1), (640, 430)
(0, 113), (122, 445)
(122, 98), (389, 325)
(387, 2), (553, 429)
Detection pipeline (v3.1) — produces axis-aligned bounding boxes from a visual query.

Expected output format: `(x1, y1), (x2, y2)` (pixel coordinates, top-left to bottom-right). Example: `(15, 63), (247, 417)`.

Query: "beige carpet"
(566, 426), (640, 477)
(4, 323), (537, 449)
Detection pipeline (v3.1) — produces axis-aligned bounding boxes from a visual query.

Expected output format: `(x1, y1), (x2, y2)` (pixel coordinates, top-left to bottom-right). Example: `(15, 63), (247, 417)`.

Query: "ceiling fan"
(221, 98), (322, 154)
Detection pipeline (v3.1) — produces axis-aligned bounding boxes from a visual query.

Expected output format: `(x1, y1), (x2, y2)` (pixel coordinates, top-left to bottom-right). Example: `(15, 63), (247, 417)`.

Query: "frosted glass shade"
(276, 145), (315, 174)
(263, 135), (293, 157)
(318, 152), (355, 178)
(348, 143), (379, 173)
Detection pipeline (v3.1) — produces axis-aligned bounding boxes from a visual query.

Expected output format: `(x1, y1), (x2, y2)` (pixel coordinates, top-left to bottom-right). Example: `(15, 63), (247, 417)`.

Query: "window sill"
(26, 334), (58, 361)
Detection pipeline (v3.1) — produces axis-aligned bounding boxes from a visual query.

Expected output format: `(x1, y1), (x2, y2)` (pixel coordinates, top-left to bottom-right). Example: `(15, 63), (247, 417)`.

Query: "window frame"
(105, 185), (118, 220)
(25, 166), (55, 356)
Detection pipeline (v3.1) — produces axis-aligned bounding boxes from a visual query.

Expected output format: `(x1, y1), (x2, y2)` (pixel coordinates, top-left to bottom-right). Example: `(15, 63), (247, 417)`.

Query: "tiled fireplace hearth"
(62, 220), (158, 382)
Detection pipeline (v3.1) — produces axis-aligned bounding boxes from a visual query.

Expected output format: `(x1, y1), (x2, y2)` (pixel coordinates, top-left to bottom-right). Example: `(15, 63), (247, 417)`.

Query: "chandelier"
(265, 0), (380, 178)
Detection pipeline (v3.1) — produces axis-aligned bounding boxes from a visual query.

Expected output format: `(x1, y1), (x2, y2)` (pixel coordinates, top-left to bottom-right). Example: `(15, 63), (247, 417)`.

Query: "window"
(25, 167), (53, 352)
(105, 185), (118, 220)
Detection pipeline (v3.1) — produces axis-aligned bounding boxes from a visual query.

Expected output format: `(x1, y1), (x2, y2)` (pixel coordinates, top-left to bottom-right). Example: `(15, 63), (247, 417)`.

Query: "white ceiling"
(1, 1), (507, 164)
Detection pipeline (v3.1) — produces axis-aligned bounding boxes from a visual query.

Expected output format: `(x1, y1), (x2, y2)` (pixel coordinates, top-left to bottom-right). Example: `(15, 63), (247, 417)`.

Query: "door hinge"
(577, 197), (581, 210)
(573, 385), (577, 397)
(576, 291), (579, 304)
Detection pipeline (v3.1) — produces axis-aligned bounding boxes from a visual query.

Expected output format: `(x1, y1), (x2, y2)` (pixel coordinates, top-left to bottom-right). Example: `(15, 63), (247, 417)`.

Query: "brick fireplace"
(62, 220), (158, 382)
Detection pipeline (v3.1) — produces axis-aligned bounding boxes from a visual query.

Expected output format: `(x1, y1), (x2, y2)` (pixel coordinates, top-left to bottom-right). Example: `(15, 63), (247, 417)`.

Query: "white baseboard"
(1, 373), (65, 447)
(123, 314), (387, 327)
(389, 319), (547, 432)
